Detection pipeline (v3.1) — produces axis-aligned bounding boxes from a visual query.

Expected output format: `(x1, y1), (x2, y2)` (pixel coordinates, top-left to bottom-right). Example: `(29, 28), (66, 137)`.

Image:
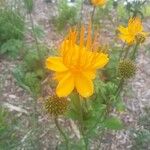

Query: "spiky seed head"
(118, 59), (136, 79)
(44, 95), (69, 116)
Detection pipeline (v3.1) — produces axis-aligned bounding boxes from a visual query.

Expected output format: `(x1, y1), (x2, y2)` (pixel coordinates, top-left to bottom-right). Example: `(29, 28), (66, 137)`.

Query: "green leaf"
(13, 66), (31, 92)
(103, 116), (123, 130)
(0, 39), (23, 58)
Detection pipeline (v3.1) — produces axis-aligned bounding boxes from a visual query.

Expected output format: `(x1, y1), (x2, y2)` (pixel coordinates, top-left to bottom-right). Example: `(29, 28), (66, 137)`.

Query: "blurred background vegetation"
(0, 0), (150, 149)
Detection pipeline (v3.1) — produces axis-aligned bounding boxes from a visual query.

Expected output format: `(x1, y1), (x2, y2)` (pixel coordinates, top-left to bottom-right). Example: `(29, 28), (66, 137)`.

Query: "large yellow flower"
(118, 17), (147, 45)
(46, 24), (109, 98)
(91, 0), (106, 6)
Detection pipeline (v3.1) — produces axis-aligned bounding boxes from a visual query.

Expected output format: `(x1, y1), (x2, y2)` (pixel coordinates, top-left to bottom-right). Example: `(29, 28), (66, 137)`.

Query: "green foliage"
(103, 116), (123, 130)
(13, 65), (31, 92)
(0, 107), (20, 149)
(116, 0), (149, 20)
(105, 46), (121, 81)
(54, 0), (79, 31)
(0, 9), (24, 46)
(139, 108), (150, 131)
(0, 39), (23, 58)
(24, 72), (41, 94)
(125, 0), (147, 18)
(143, 5), (150, 17)
(23, 0), (34, 13)
(95, 79), (117, 104)
(131, 107), (150, 150)
(33, 25), (45, 39)
(131, 130), (150, 150)
(0, 8), (25, 57)
(13, 45), (48, 95)
(117, 4), (128, 21)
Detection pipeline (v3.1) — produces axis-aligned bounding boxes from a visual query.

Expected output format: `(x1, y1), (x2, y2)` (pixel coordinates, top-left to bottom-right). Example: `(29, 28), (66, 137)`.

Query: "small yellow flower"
(46, 24), (109, 98)
(91, 0), (106, 6)
(118, 17), (147, 45)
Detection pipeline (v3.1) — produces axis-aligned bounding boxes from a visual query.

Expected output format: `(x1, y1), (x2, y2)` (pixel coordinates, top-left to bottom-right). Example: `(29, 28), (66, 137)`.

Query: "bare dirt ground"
(0, 0), (150, 149)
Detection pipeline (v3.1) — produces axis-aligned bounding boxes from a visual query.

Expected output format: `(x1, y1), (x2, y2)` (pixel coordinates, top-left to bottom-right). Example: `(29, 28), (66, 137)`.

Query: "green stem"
(123, 45), (130, 59)
(119, 43), (125, 60)
(115, 78), (124, 100)
(72, 93), (88, 150)
(29, 13), (43, 67)
(91, 6), (96, 23)
(54, 117), (69, 150)
(79, 0), (84, 24)
(77, 96), (88, 150)
(131, 43), (139, 60)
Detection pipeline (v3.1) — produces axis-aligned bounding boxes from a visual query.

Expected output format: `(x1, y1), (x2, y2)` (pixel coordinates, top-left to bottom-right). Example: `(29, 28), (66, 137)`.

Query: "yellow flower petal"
(56, 72), (74, 97)
(54, 71), (69, 81)
(46, 57), (68, 72)
(119, 34), (134, 44)
(91, 0), (106, 6)
(83, 69), (96, 80)
(92, 53), (109, 69)
(118, 26), (129, 35)
(75, 74), (94, 97)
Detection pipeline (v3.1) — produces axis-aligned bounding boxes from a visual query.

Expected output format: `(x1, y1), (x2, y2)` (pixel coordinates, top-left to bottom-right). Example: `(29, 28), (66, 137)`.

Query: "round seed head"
(118, 59), (136, 79)
(44, 95), (69, 116)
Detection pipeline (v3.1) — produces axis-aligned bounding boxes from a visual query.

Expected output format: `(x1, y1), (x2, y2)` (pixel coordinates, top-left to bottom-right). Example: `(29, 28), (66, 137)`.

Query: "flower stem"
(115, 78), (124, 100)
(119, 43), (125, 60)
(72, 93), (88, 149)
(91, 6), (96, 23)
(131, 43), (139, 60)
(29, 13), (43, 67)
(123, 45), (131, 59)
(79, 0), (84, 24)
(77, 96), (88, 150)
(54, 117), (69, 150)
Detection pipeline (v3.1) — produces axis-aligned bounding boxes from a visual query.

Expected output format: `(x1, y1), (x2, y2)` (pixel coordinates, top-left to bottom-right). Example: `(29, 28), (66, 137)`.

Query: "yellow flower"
(91, 0), (106, 6)
(46, 24), (109, 98)
(118, 17), (147, 45)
